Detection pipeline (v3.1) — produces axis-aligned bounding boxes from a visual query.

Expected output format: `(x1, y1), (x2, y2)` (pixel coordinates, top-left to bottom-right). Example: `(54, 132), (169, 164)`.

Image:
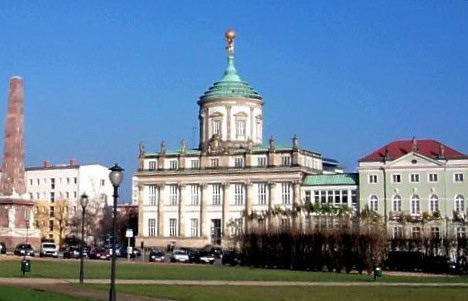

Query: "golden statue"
(225, 29), (236, 55)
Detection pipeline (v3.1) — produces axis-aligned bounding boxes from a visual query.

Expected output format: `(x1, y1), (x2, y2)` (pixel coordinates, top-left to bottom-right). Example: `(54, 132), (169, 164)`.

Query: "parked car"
(149, 250), (165, 262)
(222, 250), (241, 266)
(63, 246), (89, 259)
(170, 249), (189, 263)
(204, 246), (223, 258)
(198, 251), (215, 264)
(14, 243), (34, 256)
(40, 242), (58, 258)
(120, 247), (142, 258)
(0, 242), (6, 254)
(187, 249), (200, 263)
(89, 247), (110, 260)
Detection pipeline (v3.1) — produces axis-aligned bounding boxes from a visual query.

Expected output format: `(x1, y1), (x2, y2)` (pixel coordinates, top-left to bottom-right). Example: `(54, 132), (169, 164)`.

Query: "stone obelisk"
(0, 77), (40, 250)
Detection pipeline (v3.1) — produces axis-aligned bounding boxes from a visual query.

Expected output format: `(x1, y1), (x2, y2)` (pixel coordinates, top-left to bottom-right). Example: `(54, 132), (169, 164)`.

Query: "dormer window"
(148, 160), (157, 170)
(281, 155), (291, 166)
(169, 160), (178, 170)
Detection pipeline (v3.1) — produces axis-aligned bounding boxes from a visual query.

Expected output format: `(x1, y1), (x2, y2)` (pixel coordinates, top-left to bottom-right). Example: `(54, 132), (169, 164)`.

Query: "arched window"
(430, 195), (439, 213)
(369, 195), (378, 212)
(392, 195), (401, 212)
(455, 195), (465, 213)
(411, 195), (420, 215)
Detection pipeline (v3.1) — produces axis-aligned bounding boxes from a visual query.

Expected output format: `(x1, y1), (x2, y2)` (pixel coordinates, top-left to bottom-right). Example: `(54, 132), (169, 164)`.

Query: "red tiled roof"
(359, 139), (468, 162)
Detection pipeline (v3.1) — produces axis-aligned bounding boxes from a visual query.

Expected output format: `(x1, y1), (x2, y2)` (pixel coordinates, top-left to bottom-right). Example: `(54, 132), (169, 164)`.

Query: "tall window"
(392, 174), (401, 183)
(169, 160), (178, 170)
(281, 183), (291, 205)
(431, 227), (440, 239)
(148, 185), (157, 206)
(392, 195), (401, 212)
(236, 120), (246, 138)
(455, 195), (465, 212)
(148, 160), (157, 170)
(393, 227), (403, 239)
(233, 218), (243, 236)
(210, 158), (219, 168)
(281, 155), (291, 166)
(429, 173), (438, 182)
(169, 219), (177, 237)
(148, 219), (156, 237)
(50, 206), (55, 218)
(51, 178), (55, 189)
(190, 218), (199, 237)
(430, 194), (439, 213)
(412, 227), (421, 239)
(256, 120), (262, 140)
(234, 157), (244, 168)
(369, 175), (378, 184)
(305, 190), (312, 206)
(457, 227), (466, 239)
(212, 184), (221, 205)
(212, 120), (222, 137)
(410, 174), (420, 183)
(369, 195), (378, 211)
(50, 192), (55, 203)
(257, 183), (267, 205)
(190, 159), (199, 169)
(190, 185), (199, 205)
(257, 156), (267, 167)
(351, 190), (358, 210)
(234, 184), (244, 205)
(49, 220), (54, 232)
(454, 173), (464, 182)
(411, 195), (420, 215)
(169, 185), (178, 206)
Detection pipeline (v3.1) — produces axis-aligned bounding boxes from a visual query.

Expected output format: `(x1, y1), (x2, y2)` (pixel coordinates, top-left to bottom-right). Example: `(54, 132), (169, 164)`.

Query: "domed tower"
(198, 29), (264, 151)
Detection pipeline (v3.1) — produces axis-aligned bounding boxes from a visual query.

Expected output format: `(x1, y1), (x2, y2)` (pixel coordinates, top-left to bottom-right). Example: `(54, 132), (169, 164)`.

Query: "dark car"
(149, 250), (165, 262)
(0, 242), (6, 254)
(14, 243), (34, 257)
(187, 249), (200, 263)
(222, 250), (241, 266)
(204, 246), (223, 258)
(64, 246), (89, 259)
(89, 247), (110, 260)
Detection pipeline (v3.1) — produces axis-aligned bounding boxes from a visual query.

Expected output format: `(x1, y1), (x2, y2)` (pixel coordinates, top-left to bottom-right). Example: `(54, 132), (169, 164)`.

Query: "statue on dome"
(225, 29), (236, 55)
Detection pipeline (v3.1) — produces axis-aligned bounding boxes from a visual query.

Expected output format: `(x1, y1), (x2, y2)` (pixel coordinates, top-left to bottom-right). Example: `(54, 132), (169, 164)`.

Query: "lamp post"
(79, 193), (89, 284)
(108, 164), (124, 301)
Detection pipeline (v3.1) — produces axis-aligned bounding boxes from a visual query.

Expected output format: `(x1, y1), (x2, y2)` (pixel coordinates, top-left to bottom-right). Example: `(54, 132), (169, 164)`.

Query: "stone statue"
(160, 140), (166, 155)
(269, 135), (275, 152)
(439, 144), (445, 159)
(292, 134), (299, 150)
(180, 139), (187, 154)
(8, 206), (15, 229)
(139, 142), (145, 157)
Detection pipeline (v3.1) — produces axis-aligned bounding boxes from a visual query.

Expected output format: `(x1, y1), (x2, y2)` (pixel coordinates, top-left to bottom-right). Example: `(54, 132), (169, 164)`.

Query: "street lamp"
(79, 193), (89, 284)
(108, 164), (124, 301)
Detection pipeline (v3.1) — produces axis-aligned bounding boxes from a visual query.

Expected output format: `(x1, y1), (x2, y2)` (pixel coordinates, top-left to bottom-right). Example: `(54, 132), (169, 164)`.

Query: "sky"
(0, 1), (467, 201)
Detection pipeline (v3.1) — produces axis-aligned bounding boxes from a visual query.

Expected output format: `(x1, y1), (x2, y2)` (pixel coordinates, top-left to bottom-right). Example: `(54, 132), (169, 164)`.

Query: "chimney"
(43, 160), (51, 168)
(69, 158), (77, 166)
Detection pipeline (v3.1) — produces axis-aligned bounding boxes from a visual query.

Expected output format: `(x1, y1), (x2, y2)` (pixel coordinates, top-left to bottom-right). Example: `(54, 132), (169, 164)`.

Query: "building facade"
(135, 30), (343, 248)
(358, 139), (468, 239)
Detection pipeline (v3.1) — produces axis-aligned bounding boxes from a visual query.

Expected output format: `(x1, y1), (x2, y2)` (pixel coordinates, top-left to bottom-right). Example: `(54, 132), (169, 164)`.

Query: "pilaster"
(157, 184), (165, 237)
(178, 184), (186, 237)
(222, 182), (230, 236)
(200, 184), (208, 238)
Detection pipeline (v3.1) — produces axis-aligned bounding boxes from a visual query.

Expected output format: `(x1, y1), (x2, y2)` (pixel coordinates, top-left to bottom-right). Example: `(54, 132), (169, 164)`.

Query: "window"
(369, 195), (378, 211)
(281, 155), (291, 166)
(281, 183), (291, 205)
(190, 218), (199, 237)
(257, 183), (267, 205)
(234, 157), (244, 168)
(66, 192), (70, 199)
(455, 173), (464, 182)
(148, 185), (157, 206)
(429, 173), (438, 183)
(29, 193), (33, 200)
(73, 192), (77, 198)
(431, 227), (440, 239)
(169, 160), (178, 170)
(233, 218), (243, 236)
(430, 195), (439, 213)
(169, 219), (177, 237)
(369, 175), (378, 184)
(334, 190), (341, 205)
(29, 179), (32, 186)
(412, 227), (421, 239)
(37, 179), (40, 185)
(190, 159), (199, 169)
(74, 177), (77, 184)
(234, 184), (244, 205)
(351, 190), (358, 209)
(49, 220), (54, 232)
(213, 120), (222, 137)
(392, 174), (401, 183)
(455, 195), (465, 213)
(212, 184), (221, 205)
(51, 178), (55, 189)
(50, 192), (55, 203)
(305, 190), (312, 206)
(100, 179), (105, 186)
(314, 191), (320, 204)
(257, 156), (267, 167)
(169, 185), (178, 205)
(148, 160), (157, 170)
(393, 227), (403, 239)
(457, 227), (466, 239)
(66, 178), (70, 185)
(392, 195), (401, 212)
(148, 219), (156, 237)
(281, 217), (290, 229)
(36, 193), (40, 199)
(410, 174), (420, 183)
(49, 206), (54, 218)
(256, 120), (262, 140)
(327, 190), (333, 204)
(210, 158), (219, 168)
(236, 120), (246, 138)
(190, 185), (199, 205)
(411, 195), (420, 215)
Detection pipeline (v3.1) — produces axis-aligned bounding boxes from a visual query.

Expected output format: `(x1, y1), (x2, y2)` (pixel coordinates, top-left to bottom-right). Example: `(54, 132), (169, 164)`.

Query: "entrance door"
(210, 219), (221, 245)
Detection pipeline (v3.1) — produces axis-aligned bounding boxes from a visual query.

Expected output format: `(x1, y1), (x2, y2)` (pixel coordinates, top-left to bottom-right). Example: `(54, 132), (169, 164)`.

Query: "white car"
(40, 242), (58, 258)
(170, 249), (189, 263)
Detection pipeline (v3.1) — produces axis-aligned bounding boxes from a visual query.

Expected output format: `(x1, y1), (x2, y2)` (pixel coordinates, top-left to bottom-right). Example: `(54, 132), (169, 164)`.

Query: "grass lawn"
(1, 259), (468, 283)
(85, 284), (468, 301)
(0, 285), (95, 301)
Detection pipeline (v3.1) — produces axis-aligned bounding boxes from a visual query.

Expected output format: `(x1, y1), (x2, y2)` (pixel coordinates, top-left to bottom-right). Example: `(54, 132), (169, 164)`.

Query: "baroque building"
(135, 30), (343, 248)
(358, 138), (468, 239)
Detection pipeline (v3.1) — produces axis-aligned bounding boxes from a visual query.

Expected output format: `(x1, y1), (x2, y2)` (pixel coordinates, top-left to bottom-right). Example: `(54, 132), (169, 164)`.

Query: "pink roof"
(359, 139), (468, 162)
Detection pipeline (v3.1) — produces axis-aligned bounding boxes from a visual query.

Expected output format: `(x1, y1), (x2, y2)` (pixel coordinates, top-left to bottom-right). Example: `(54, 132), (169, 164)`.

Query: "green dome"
(200, 55), (262, 101)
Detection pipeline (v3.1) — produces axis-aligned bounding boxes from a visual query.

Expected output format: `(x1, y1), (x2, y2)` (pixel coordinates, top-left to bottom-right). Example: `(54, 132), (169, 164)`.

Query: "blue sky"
(0, 1), (467, 200)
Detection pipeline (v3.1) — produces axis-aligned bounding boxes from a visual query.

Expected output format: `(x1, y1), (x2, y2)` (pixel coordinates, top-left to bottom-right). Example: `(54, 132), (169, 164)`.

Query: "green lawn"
(0, 285), (95, 301)
(86, 284), (468, 301)
(0, 259), (467, 283)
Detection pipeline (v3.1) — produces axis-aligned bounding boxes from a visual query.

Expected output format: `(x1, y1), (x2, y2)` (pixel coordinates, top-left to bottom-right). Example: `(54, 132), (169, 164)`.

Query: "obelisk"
(0, 77), (40, 250)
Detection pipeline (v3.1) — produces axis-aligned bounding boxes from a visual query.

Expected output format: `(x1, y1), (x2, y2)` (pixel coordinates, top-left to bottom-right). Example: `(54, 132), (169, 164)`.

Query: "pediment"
(386, 152), (444, 168)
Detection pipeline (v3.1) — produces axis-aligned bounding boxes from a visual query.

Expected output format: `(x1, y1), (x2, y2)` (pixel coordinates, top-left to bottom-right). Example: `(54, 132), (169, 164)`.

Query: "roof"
(199, 55), (262, 101)
(303, 173), (358, 186)
(359, 139), (468, 162)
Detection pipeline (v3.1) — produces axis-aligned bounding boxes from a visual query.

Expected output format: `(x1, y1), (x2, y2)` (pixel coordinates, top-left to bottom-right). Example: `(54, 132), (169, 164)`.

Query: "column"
(222, 182), (230, 236)
(157, 185), (165, 237)
(204, 108), (209, 142)
(245, 181), (254, 232)
(138, 185), (145, 237)
(268, 182), (276, 228)
(249, 107), (254, 140)
(179, 184), (186, 237)
(293, 181), (301, 231)
(226, 105), (232, 141)
(200, 184), (208, 238)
